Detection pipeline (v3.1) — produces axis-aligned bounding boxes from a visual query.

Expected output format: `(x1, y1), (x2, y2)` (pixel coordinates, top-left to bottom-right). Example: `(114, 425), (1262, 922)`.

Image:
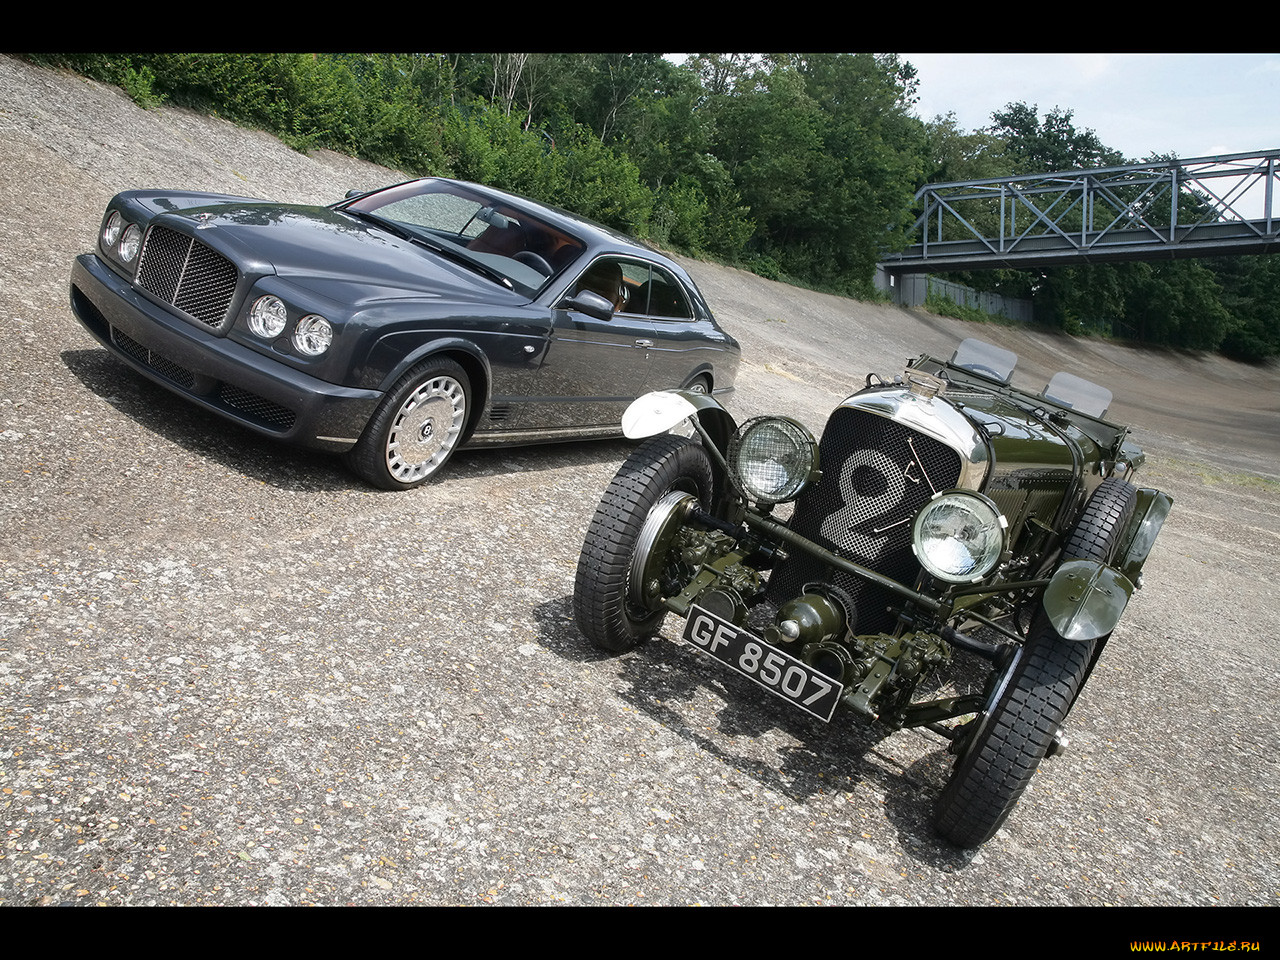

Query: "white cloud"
(904, 53), (1280, 162)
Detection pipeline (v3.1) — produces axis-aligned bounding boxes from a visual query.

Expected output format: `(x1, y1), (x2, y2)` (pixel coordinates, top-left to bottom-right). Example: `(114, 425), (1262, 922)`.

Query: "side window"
(617, 262), (651, 314)
(570, 257), (694, 319)
(570, 257), (627, 311)
(642, 266), (693, 320)
(615, 261), (692, 320)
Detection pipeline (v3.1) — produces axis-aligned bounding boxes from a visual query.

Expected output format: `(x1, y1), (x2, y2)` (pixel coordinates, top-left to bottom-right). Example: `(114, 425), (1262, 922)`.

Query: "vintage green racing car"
(573, 338), (1172, 846)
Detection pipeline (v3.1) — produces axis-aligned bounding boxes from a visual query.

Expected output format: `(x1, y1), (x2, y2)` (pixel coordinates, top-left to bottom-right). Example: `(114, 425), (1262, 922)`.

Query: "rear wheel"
(933, 477), (1138, 847)
(574, 435), (713, 652)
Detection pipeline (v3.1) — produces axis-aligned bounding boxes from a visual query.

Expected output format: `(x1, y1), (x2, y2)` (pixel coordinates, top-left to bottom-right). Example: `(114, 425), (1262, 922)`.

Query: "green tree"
(697, 53), (926, 291)
(988, 102), (1125, 171)
(1209, 254), (1280, 360)
(793, 53), (928, 288)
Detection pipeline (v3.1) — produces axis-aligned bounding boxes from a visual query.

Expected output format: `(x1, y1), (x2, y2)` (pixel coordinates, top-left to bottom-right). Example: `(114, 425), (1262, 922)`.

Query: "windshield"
(342, 180), (586, 297)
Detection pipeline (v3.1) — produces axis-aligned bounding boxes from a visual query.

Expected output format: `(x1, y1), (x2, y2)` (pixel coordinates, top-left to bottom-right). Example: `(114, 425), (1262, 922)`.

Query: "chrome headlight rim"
(293, 314), (333, 356)
(248, 294), (289, 340)
(726, 415), (819, 506)
(118, 223), (143, 264)
(102, 210), (124, 248)
(912, 488), (1008, 584)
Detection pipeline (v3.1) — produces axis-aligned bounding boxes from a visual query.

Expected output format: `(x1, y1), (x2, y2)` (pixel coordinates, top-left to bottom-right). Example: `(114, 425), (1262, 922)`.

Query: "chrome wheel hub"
(386, 376), (466, 483)
(628, 491), (696, 614)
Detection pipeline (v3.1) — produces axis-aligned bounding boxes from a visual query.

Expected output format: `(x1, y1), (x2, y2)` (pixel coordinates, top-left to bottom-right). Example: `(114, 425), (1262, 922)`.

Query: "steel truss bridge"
(880, 149), (1280, 275)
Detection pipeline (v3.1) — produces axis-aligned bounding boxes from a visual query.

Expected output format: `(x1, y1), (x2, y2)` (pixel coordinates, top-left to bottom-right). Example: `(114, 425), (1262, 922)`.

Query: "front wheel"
(574, 435), (714, 652)
(345, 358), (469, 490)
(932, 615), (1092, 847)
(932, 476), (1138, 846)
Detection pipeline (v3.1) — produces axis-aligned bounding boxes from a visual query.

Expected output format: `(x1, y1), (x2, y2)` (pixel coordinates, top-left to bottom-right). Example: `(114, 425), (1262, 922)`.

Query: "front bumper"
(69, 254), (381, 452)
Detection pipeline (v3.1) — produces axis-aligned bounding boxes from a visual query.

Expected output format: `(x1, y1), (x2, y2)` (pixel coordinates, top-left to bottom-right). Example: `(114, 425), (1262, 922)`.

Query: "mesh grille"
(110, 324), (196, 389)
(769, 407), (962, 635)
(137, 226), (238, 328)
(219, 384), (297, 429)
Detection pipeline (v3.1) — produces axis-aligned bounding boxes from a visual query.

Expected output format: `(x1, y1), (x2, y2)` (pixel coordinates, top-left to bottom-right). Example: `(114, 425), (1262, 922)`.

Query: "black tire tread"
(574, 435), (712, 652)
(344, 358), (469, 491)
(1061, 476), (1138, 563)
(932, 620), (1092, 846)
(932, 476), (1138, 847)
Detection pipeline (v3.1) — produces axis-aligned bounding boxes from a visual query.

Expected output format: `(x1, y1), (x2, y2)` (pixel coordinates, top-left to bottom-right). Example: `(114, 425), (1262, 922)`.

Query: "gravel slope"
(2, 55), (1277, 912)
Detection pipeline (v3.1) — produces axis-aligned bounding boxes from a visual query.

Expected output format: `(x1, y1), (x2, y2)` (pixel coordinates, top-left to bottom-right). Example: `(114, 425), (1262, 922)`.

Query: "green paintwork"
(1117, 489), (1174, 583)
(614, 343), (1170, 738)
(1042, 559), (1135, 641)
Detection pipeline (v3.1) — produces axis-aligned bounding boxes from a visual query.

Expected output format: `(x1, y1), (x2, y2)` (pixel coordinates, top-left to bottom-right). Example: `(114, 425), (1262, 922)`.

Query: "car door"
(624, 261), (709, 391)
(535, 256), (658, 428)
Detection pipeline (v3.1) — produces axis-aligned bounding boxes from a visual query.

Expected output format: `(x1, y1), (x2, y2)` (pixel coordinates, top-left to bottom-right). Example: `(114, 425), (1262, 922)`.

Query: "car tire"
(345, 358), (469, 490)
(932, 477), (1138, 847)
(1060, 477), (1139, 563)
(574, 435), (714, 652)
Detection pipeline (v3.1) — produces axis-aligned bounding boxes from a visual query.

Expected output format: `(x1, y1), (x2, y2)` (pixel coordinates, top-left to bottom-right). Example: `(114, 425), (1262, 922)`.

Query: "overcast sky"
(901, 53), (1280, 163)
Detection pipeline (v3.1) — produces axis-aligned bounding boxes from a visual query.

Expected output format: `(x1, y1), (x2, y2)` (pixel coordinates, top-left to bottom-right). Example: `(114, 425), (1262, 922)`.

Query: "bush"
(119, 64), (164, 109)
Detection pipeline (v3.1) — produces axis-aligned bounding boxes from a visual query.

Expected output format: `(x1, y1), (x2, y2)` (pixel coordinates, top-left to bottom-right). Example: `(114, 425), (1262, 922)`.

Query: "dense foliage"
(30, 53), (1280, 359)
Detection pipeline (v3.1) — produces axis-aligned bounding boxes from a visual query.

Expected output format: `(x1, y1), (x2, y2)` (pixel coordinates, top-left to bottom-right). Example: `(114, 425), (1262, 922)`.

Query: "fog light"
(293, 315), (333, 356)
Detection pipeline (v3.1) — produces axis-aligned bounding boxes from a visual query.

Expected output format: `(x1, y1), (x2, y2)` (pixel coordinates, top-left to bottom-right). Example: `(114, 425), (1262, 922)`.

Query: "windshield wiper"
(348, 213), (517, 293)
(343, 207), (402, 233)
(404, 232), (514, 289)
(346, 209), (514, 290)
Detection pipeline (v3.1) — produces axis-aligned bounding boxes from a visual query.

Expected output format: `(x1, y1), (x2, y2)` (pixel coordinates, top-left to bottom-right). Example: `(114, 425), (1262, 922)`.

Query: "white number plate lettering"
(681, 605), (843, 722)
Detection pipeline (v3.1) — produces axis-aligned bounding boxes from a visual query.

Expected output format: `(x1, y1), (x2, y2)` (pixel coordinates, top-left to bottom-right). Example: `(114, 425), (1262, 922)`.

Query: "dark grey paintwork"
(69, 177), (740, 466)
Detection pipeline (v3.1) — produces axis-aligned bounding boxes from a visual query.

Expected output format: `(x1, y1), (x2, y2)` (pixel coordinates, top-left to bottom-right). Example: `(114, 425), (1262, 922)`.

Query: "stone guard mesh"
(768, 407), (962, 635)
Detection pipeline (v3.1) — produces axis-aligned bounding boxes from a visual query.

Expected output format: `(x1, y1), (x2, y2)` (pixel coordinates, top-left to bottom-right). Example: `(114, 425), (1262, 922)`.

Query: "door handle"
(635, 339), (654, 348)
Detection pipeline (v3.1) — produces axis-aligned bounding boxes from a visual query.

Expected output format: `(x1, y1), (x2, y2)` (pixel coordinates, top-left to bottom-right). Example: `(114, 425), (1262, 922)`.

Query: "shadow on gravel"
(62, 347), (639, 492)
(531, 593), (980, 866)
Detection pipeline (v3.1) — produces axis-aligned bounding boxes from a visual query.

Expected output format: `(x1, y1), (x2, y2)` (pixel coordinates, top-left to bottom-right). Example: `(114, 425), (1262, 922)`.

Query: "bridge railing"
(883, 149), (1280, 272)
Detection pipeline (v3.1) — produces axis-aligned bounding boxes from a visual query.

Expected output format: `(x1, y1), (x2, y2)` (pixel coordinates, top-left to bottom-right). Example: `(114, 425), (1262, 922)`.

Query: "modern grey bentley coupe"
(70, 177), (739, 488)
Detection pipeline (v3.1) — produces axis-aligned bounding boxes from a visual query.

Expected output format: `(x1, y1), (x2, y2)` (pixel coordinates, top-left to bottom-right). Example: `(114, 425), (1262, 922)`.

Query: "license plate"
(681, 605), (844, 722)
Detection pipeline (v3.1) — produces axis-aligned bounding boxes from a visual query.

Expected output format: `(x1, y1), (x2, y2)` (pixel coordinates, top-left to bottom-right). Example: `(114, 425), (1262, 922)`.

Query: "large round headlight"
(912, 490), (1007, 583)
(118, 223), (143, 263)
(293, 315), (333, 356)
(102, 211), (124, 248)
(727, 416), (818, 505)
(248, 295), (289, 339)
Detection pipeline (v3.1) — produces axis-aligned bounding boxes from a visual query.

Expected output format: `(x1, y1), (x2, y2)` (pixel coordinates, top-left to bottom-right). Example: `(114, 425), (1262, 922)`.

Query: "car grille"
(105, 321), (296, 432)
(136, 225), (239, 329)
(219, 384), (297, 430)
(769, 407), (963, 636)
(110, 324), (196, 389)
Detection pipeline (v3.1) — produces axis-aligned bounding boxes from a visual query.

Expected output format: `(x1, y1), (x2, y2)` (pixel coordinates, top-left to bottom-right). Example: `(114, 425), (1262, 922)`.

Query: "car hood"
(839, 381), (1089, 489)
(160, 200), (530, 308)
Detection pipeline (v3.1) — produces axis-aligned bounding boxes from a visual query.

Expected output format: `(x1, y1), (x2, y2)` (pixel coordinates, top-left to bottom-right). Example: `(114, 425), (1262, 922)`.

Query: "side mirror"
(558, 290), (615, 321)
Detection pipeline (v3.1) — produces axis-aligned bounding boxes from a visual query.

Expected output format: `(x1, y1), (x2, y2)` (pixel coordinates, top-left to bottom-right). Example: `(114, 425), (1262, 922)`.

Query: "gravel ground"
(2, 55), (1278, 919)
